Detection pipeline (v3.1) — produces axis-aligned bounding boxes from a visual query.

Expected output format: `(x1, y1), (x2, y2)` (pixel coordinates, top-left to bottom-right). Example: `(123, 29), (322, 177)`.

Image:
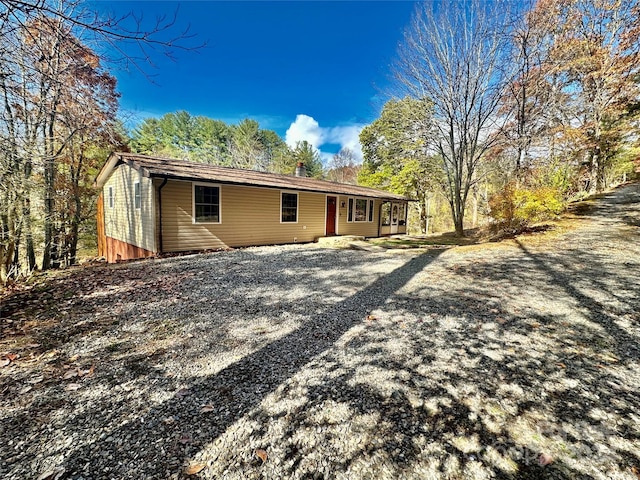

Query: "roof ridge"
(112, 152), (412, 201)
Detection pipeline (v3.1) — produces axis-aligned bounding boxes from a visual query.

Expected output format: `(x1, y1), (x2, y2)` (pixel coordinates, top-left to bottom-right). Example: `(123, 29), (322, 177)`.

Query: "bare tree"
(502, 1), (550, 173)
(395, 0), (512, 236)
(0, 0), (199, 75)
(327, 147), (359, 184)
(0, 0), (199, 280)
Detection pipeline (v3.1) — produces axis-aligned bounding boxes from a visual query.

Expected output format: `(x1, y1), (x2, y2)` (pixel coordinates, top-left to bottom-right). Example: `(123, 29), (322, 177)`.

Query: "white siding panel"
(103, 164), (156, 252)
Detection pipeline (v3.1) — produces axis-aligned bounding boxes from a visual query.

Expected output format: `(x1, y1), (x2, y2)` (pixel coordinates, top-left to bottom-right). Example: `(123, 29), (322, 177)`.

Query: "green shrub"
(489, 182), (565, 231)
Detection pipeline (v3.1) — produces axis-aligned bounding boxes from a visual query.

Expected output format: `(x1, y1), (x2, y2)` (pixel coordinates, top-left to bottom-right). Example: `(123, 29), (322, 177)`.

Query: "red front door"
(326, 196), (337, 235)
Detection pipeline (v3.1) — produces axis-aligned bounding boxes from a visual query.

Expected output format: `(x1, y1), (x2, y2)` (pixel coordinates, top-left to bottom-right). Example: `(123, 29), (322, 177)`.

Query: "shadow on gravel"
(3, 184), (639, 480)
(204, 255), (632, 479)
(514, 239), (639, 358)
(47, 251), (441, 478)
(221, 239), (639, 477)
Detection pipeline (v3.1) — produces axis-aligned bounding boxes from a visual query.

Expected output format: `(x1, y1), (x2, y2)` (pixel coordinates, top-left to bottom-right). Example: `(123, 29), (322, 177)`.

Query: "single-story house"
(95, 152), (411, 262)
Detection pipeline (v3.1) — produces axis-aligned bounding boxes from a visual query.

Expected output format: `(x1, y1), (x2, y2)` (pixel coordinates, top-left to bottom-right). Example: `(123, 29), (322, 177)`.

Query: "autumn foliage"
(488, 182), (565, 232)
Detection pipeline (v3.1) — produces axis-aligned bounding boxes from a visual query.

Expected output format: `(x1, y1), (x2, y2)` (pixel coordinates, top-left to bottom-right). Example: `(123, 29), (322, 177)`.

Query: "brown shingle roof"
(100, 152), (412, 201)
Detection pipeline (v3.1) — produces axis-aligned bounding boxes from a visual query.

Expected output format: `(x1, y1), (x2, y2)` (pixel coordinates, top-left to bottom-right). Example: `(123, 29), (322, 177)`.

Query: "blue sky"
(98, 1), (416, 162)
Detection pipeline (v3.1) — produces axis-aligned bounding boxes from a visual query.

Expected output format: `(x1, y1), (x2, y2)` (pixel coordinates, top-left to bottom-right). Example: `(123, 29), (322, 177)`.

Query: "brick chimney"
(295, 162), (307, 177)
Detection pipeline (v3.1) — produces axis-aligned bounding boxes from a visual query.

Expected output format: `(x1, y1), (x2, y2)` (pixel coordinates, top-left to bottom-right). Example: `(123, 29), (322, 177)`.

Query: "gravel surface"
(1, 184), (639, 480)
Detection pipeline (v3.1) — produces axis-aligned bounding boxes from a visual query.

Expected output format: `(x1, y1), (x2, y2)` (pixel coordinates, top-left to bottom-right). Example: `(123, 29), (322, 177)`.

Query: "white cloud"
(285, 114), (365, 165)
(326, 125), (364, 161)
(285, 114), (325, 150)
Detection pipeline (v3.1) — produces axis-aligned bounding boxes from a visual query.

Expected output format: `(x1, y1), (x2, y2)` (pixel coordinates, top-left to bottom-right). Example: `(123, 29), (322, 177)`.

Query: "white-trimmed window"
(193, 183), (221, 224)
(108, 186), (114, 208)
(134, 182), (141, 209)
(347, 197), (373, 223)
(381, 202), (391, 226)
(281, 191), (298, 223)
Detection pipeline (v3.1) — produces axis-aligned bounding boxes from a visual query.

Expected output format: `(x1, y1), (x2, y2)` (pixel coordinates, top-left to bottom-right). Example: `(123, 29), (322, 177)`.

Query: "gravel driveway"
(1, 184), (639, 480)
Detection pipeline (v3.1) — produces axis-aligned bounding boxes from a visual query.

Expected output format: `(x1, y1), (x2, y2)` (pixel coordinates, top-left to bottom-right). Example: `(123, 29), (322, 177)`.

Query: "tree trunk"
(0, 214), (15, 283)
(450, 196), (465, 237)
(69, 193), (82, 265)
(594, 146), (606, 192)
(419, 200), (427, 234)
(454, 185), (465, 237)
(472, 188), (479, 228)
(24, 199), (36, 271)
(454, 216), (465, 237)
(42, 153), (54, 270)
(425, 195), (431, 234)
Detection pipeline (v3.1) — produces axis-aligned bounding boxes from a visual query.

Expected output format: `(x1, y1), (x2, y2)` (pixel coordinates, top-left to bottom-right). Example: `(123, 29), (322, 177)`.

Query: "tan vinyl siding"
(337, 196), (380, 237)
(159, 180), (326, 251)
(103, 164), (156, 252)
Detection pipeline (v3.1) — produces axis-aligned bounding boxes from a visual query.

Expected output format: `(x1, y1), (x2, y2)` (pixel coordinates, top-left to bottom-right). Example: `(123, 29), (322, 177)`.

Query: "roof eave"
(95, 153), (152, 188)
(146, 171), (411, 201)
(94, 152), (122, 188)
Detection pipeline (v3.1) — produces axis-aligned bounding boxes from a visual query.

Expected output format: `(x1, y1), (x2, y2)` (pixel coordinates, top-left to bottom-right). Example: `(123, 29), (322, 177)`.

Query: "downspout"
(378, 201), (382, 237)
(156, 177), (168, 253)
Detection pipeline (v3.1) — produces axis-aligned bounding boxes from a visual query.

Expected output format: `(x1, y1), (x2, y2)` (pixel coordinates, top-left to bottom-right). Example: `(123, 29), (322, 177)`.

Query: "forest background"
(0, 0), (638, 283)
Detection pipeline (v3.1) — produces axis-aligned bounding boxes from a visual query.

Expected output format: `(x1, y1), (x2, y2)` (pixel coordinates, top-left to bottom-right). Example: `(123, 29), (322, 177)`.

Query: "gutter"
(146, 172), (412, 202)
(156, 177), (168, 253)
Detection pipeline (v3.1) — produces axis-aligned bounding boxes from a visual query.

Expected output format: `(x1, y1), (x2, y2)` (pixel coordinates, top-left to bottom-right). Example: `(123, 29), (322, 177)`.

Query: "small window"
(348, 197), (370, 223)
(108, 186), (114, 208)
(281, 192), (298, 223)
(194, 184), (220, 223)
(134, 182), (141, 209)
(381, 202), (391, 226)
(355, 199), (367, 222)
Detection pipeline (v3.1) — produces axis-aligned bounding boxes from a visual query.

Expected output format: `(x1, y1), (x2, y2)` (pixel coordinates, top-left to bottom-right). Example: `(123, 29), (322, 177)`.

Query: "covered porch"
(379, 200), (408, 236)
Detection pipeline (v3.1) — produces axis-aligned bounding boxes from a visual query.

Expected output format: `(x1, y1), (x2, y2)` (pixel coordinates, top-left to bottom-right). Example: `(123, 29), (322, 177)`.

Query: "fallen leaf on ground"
(255, 449), (268, 463)
(28, 376), (44, 384)
(19, 385), (32, 394)
(366, 315), (377, 321)
(65, 383), (81, 391)
(5, 353), (18, 362)
(556, 362), (567, 369)
(178, 435), (192, 444)
(184, 462), (206, 475)
(538, 453), (553, 466)
(63, 370), (78, 380)
(0, 359), (9, 368)
(200, 404), (215, 413)
(78, 365), (95, 377)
